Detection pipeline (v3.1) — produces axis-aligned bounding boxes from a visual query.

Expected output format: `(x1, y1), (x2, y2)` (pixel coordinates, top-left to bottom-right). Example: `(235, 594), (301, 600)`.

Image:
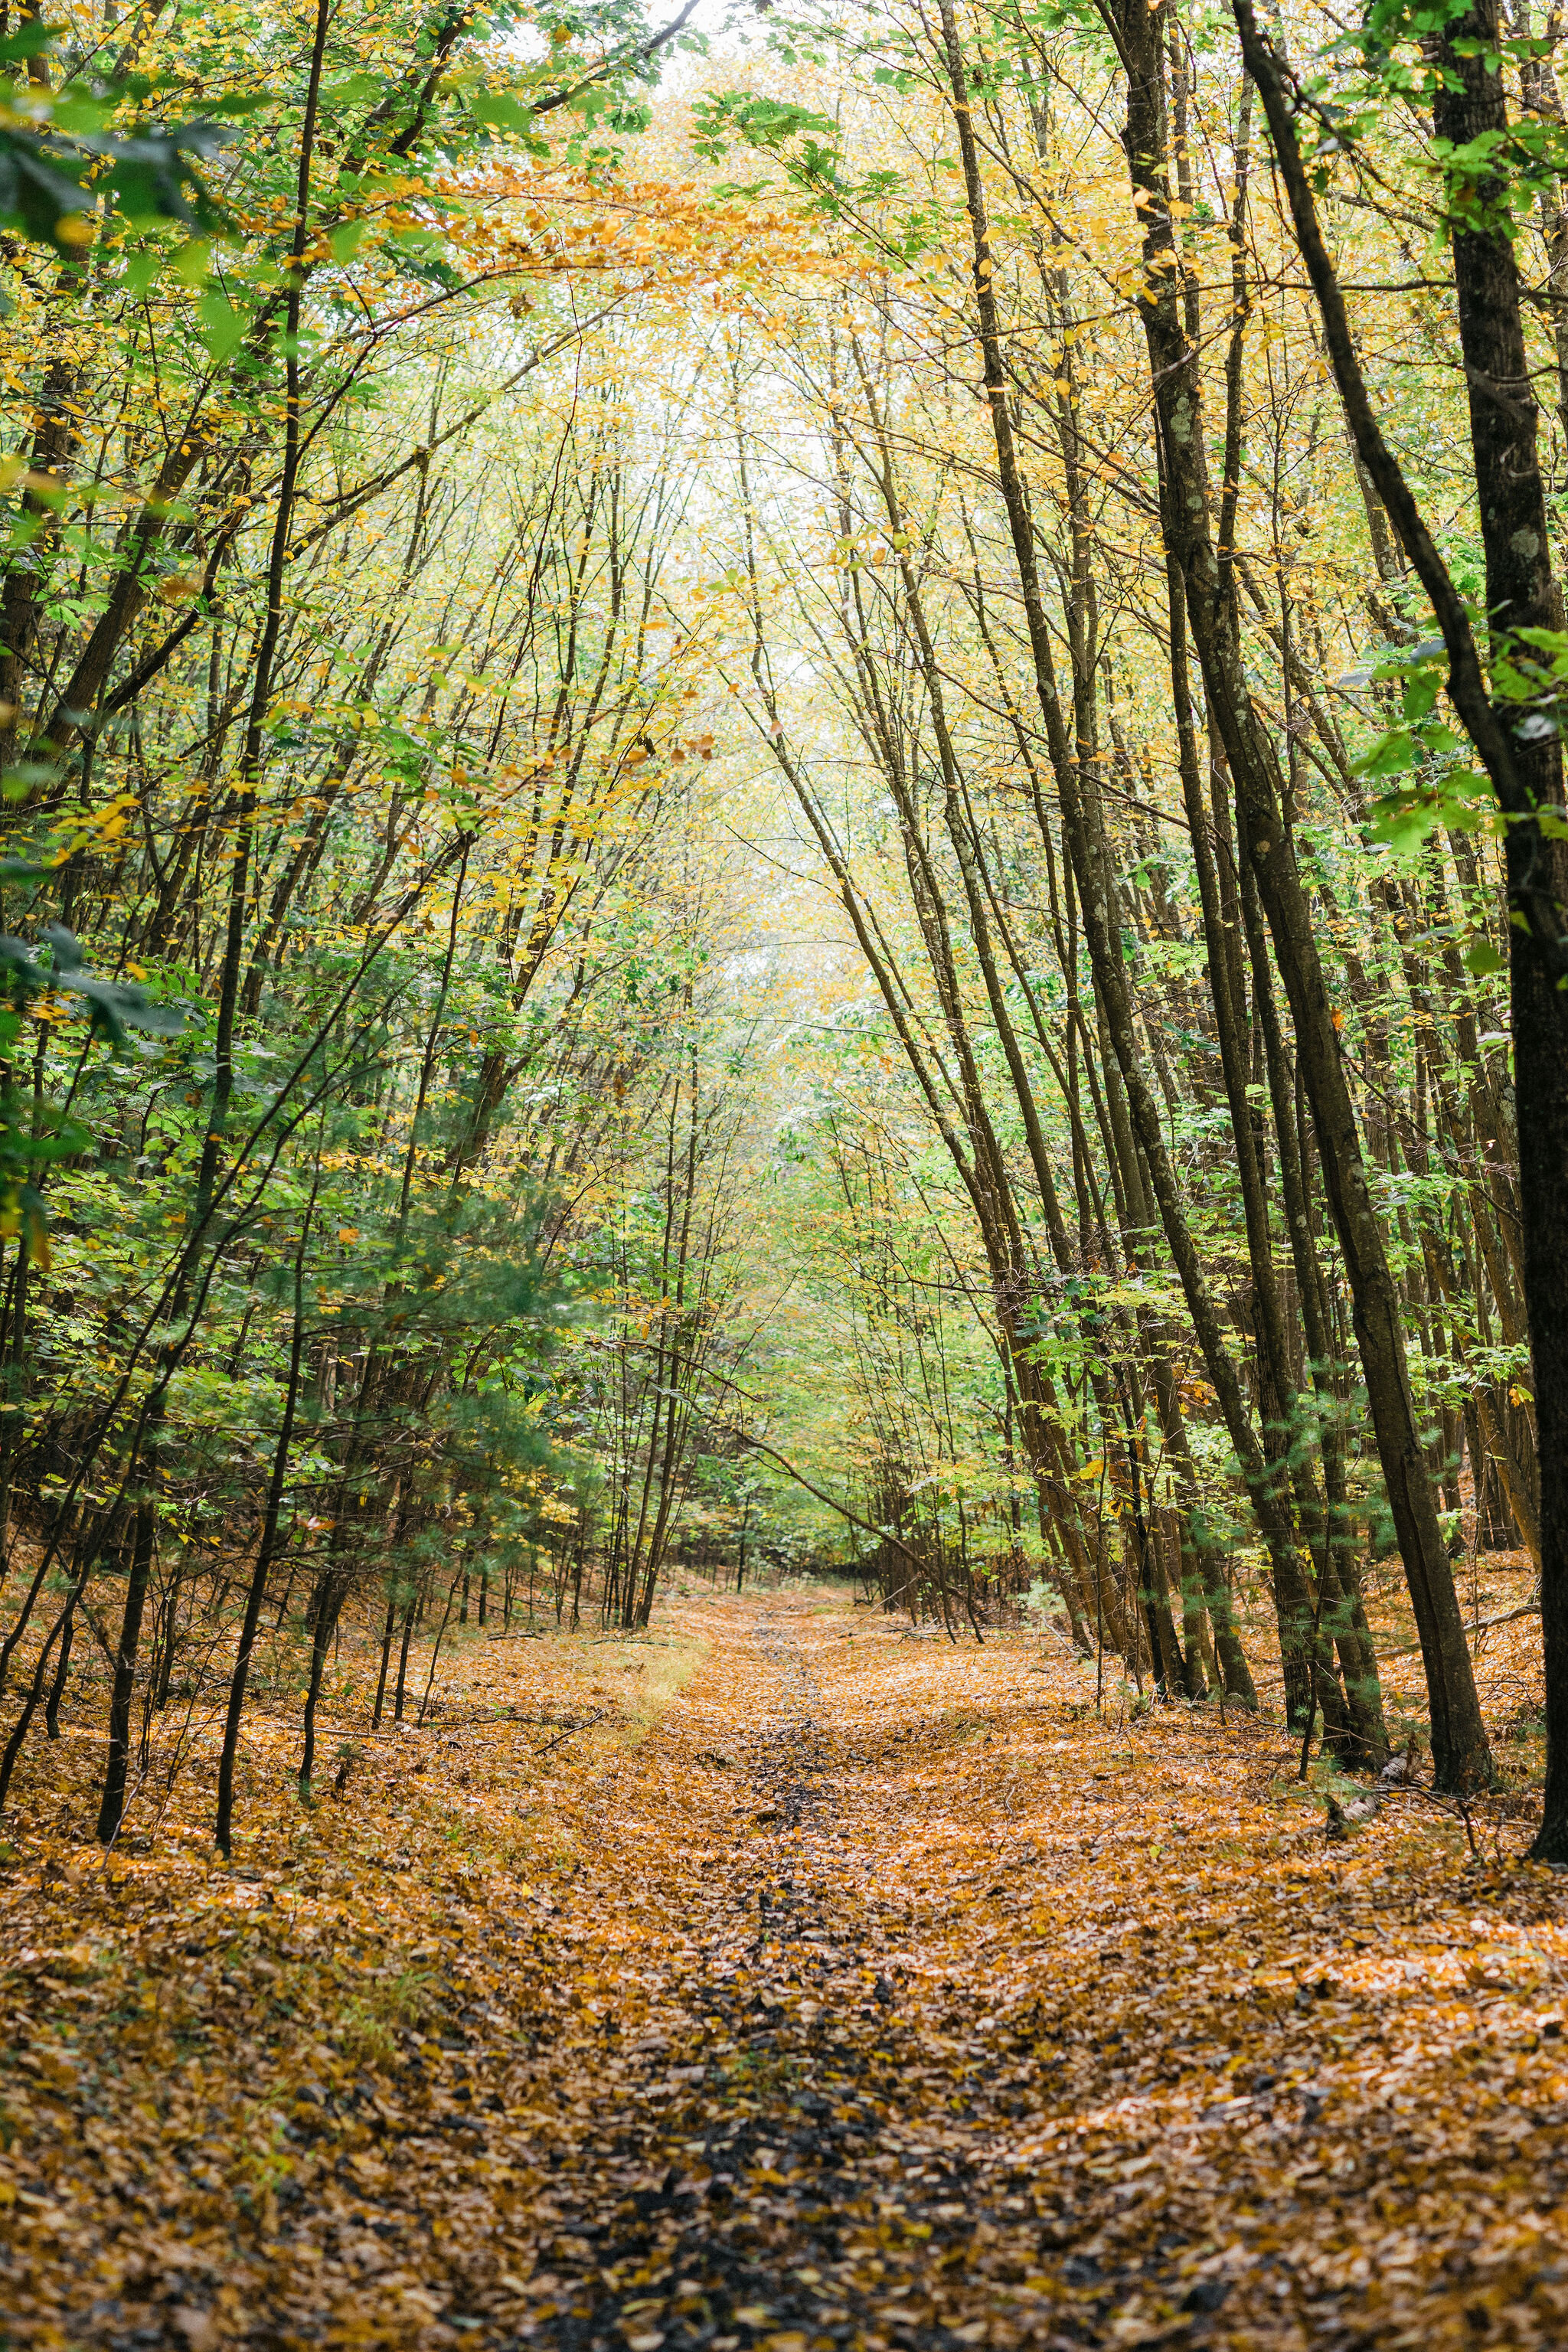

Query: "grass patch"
(333, 1964), (440, 2069)
(596, 1635), (710, 1749)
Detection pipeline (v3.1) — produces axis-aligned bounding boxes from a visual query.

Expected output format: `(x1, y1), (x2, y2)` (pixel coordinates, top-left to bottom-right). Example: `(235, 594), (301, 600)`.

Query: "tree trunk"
(1428, 0), (1568, 1851)
(96, 1504), (154, 1844)
(1117, 0), (1491, 1788)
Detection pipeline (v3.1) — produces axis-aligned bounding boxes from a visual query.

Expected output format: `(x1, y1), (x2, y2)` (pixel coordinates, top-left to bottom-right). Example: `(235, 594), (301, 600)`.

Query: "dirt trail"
(3, 1587), (1567, 2350)
(524, 1604), (987, 2350)
(488, 1595), (1568, 2352)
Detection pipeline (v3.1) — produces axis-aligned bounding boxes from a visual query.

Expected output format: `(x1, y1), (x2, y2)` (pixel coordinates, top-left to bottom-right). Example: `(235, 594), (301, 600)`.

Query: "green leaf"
(198, 286), (246, 363)
(100, 123), (230, 232)
(1401, 671), (1439, 724)
(1358, 727), (1416, 779)
(0, 23), (58, 61)
(123, 247), (163, 298)
(0, 127), (90, 252)
(1491, 656), (1535, 701)
(471, 87), (537, 132)
(1462, 938), (1507, 978)
(0, 109), (229, 254)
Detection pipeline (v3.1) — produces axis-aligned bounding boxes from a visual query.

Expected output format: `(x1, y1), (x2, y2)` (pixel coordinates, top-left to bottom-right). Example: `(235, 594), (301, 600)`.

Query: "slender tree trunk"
(299, 1579), (346, 1801)
(43, 1606), (74, 1738)
(416, 1566), (464, 1729)
(372, 1593), (397, 1730)
(96, 1504), (154, 1844)
(393, 1585), (420, 1722)
(215, 1174), (315, 1854)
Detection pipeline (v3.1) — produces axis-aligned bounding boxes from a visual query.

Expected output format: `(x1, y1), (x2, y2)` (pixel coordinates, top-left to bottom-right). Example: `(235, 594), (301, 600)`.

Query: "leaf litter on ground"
(1, 1586), (1565, 2350)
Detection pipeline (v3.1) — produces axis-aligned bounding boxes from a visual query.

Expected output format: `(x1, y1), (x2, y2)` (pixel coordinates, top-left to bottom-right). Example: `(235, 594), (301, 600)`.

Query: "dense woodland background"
(0, 0), (1564, 1856)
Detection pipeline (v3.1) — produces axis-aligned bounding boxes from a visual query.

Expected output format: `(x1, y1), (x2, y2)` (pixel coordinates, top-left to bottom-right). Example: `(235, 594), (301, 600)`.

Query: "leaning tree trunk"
(1231, 0), (1565, 1818)
(1106, 0), (1491, 1791)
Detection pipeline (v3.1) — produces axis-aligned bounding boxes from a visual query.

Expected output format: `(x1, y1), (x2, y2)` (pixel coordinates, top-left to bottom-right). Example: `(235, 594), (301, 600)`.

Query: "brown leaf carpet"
(2, 1590), (1566, 2351)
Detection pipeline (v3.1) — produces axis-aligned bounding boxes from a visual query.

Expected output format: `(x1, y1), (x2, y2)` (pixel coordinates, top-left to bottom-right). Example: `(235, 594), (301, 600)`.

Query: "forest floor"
(2, 1579), (1566, 2352)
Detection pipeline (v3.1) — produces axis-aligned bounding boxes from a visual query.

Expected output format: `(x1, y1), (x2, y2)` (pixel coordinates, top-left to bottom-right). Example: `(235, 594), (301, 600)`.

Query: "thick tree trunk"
(1428, 0), (1568, 1850)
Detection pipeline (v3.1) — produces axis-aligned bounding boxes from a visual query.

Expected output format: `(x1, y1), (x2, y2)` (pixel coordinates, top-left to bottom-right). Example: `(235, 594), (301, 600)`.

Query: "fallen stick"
(1252, 1600), (1540, 1687)
(1381, 1602), (1539, 1657)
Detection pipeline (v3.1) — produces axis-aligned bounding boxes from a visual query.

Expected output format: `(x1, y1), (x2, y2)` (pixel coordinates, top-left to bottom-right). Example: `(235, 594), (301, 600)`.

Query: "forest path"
(519, 1600), (1022, 2350)
(4, 1587), (1568, 2351)
(486, 1592), (1568, 2352)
